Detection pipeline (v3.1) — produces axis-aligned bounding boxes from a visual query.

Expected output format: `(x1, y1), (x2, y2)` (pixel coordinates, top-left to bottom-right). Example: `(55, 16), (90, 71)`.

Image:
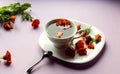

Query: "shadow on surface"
(49, 42), (107, 70)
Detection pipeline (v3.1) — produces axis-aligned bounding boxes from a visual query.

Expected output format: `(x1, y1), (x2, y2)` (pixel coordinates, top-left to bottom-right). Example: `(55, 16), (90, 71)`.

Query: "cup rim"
(44, 18), (77, 40)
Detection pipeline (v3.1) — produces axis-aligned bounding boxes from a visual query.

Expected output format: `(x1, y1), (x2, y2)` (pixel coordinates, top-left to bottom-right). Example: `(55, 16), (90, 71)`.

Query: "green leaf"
(21, 12), (33, 21)
(21, 3), (31, 12)
(84, 27), (91, 35)
(0, 2), (32, 25)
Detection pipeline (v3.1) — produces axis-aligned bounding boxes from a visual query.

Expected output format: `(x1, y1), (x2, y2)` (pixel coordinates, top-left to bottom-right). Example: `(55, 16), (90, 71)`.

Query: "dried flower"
(77, 24), (81, 30)
(56, 32), (63, 38)
(3, 23), (13, 30)
(11, 15), (16, 23)
(95, 34), (102, 43)
(3, 50), (12, 65)
(65, 47), (76, 58)
(32, 19), (40, 28)
(88, 42), (95, 49)
(77, 48), (87, 56)
(76, 40), (85, 49)
(56, 19), (71, 29)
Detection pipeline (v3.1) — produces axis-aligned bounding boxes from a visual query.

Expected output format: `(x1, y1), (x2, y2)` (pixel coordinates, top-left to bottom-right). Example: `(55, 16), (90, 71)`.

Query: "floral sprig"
(0, 2), (40, 30)
(0, 50), (12, 65)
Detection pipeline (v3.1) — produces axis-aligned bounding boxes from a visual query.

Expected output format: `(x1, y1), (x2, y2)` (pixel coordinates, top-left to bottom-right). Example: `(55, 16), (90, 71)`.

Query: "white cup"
(44, 18), (77, 48)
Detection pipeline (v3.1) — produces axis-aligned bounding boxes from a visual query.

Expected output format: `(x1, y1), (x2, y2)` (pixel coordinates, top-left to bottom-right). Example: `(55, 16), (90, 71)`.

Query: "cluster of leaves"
(0, 2), (33, 29)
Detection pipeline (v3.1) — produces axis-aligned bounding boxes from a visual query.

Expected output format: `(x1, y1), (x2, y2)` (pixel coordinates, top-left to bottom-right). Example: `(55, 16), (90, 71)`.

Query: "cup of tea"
(44, 18), (77, 48)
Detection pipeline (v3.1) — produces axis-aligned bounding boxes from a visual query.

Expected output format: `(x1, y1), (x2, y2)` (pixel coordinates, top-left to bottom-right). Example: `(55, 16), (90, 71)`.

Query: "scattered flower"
(0, 50), (12, 66)
(11, 15), (16, 23)
(32, 19), (40, 28)
(3, 50), (12, 65)
(3, 23), (13, 30)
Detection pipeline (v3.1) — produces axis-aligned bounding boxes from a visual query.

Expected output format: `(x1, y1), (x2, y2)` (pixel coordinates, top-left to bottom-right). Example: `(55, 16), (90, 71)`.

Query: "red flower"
(76, 40), (85, 49)
(3, 23), (13, 30)
(77, 24), (81, 30)
(77, 48), (87, 56)
(3, 50), (12, 65)
(32, 19), (40, 28)
(65, 47), (76, 58)
(56, 19), (71, 26)
(56, 19), (71, 29)
(84, 35), (92, 45)
(88, 42), (94, 49)
(95, 34), (102, 43)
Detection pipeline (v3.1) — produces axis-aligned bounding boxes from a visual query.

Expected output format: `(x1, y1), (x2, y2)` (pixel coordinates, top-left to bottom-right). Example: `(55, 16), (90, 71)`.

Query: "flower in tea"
(56, 32), (63, 38)
(56, 19), (72, 29)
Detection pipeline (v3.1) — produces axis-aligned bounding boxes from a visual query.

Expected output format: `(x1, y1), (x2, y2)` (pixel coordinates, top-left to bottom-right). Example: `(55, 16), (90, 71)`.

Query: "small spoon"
(26, 51), (53, 74)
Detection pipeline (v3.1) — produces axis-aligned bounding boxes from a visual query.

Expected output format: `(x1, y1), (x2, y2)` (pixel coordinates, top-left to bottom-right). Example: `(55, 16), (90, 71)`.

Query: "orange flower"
(77, 48), (87, 56)
(11, 15), (16, 23)
(77, 24), (81, 30)
(88, 42), (95, 49)
(56, 19), (71, 26)
(32, 19), (40, 28)
(84, 35), (92, 45)
(76, 40), (85, 49)
(3, 50), (12, 65)
(95, 34), (102, 43)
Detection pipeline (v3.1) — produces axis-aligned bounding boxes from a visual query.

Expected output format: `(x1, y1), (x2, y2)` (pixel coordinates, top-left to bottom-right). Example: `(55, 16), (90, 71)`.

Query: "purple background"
(0, 0), (120, 74)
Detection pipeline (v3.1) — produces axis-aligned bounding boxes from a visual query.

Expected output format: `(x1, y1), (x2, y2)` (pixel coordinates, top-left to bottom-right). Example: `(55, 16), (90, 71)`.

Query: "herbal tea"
(46, 19), (75, 38)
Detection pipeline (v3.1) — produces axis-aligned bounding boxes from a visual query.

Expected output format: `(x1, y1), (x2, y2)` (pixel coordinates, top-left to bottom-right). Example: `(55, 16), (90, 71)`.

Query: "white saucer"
(38, 20), (105, 64)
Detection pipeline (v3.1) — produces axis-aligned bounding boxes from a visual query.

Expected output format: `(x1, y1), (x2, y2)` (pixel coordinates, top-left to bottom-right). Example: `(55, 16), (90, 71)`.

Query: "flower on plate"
(88, 42), (94, 49)
(95, 34), (102, 43)
(76, 40), (85, 49)
(77, 48), (87, 56)
(77, 24), (81, 30)
(65, 46), (76, 58)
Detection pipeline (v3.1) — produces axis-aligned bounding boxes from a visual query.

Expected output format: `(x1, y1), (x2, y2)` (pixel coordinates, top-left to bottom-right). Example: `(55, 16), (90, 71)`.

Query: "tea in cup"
(44, 18), (77, 48)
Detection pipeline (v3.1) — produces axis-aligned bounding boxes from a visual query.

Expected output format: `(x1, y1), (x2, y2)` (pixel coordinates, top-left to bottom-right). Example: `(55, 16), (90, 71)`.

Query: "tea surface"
(47, 23), (75, 38)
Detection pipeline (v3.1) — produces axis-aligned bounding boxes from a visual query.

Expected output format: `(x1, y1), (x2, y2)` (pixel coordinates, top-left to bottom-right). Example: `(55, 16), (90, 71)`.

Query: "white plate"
(38, 20), (105, 64)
